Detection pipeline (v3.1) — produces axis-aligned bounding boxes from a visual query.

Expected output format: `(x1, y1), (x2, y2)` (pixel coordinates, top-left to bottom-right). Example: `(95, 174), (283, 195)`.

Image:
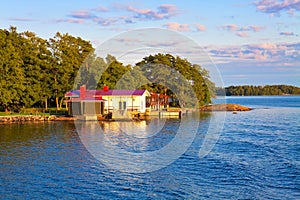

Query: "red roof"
(95, 90), (147, 96)
(65, 96), (105, 102)
(65, 91), (79, 97)
(65, 89), (148, 99)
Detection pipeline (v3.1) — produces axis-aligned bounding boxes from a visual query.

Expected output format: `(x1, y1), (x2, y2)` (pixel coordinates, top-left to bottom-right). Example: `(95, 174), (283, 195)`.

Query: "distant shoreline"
(216, 95), (300, 97)
(216, 85), (300, 96)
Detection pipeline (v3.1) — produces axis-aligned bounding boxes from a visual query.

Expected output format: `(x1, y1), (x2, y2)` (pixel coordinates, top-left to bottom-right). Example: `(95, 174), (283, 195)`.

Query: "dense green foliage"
(216, 85), (300, 96)
(0, 27), (93, 111)
(0, 27), (53, 111)
(135, 54), (214, 106)
(0, 27), (214, 111)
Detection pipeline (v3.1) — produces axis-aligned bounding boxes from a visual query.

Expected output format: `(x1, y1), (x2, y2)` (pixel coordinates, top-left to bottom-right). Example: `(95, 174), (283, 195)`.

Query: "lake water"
(1, 96), (299, 199)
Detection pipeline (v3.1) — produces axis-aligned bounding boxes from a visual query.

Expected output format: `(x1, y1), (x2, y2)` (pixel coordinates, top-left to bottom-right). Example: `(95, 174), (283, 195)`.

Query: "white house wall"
(103, 95), (147, 113)
(140, 93), (147, 113)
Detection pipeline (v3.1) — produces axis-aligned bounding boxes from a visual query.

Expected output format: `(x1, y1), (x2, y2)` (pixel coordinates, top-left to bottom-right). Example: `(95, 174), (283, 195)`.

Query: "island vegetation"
(0, 26), (214, 113)
(216, 85), (300, 96)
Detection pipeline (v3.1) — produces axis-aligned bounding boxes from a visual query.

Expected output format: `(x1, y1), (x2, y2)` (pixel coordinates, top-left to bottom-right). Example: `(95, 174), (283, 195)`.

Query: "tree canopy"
(0, 27), (215, 111)
(0, 27), (94, 111)
(134, 53), (214, 106)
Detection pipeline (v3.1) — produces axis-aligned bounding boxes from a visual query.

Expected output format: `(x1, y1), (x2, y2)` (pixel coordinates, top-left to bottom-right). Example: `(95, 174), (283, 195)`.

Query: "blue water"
(1, 96), (300, 199)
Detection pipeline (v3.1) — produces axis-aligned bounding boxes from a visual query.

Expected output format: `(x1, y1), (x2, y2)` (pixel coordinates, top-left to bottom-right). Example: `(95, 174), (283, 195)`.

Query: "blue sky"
(1, 0), (300, 86)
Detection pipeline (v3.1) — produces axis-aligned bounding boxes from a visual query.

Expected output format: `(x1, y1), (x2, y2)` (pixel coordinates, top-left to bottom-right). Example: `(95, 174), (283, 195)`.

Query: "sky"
(1, 0), (300, 87)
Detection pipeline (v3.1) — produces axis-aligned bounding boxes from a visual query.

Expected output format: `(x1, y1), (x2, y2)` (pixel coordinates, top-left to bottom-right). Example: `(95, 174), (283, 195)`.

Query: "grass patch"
(0, 107), (68, 116)
(0, 112), (51, 116)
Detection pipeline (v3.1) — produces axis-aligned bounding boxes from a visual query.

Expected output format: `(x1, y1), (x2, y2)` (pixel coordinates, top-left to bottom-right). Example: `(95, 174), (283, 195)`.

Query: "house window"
(119, 101), (127, 110)
(119, 101), (122, 110)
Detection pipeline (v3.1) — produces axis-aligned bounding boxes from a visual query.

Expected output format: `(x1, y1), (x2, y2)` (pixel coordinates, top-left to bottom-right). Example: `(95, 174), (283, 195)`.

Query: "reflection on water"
(1, 122), (78, 150)
(74, 112), (218, 173)
(101, 117), (167, 139)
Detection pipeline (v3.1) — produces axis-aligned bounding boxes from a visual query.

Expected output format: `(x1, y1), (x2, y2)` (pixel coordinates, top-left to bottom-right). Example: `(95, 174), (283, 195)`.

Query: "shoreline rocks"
(0, 115), (75, 123)
(199, 104), (252, 112)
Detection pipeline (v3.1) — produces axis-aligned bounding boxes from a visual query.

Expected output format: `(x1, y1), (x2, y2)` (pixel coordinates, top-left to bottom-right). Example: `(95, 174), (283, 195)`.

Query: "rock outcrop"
(199, 104), (252, 112)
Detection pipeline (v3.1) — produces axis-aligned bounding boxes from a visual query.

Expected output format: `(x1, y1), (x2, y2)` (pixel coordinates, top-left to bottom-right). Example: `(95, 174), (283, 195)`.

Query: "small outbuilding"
(65, 85), (105, 118)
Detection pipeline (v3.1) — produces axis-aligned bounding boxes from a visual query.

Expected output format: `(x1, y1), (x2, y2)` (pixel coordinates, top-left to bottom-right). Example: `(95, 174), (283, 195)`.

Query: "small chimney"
(103, 85), (109, 92)
(80, 85), (86, 99)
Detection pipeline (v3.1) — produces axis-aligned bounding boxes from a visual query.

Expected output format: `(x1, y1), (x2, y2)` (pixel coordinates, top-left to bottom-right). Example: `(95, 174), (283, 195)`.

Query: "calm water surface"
(1, 96), (300, 199)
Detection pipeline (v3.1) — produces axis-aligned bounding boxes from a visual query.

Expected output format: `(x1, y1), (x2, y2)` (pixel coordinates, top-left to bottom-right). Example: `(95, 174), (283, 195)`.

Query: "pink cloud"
(280, 31), (297, 36)
(236, 32), (249, 37)
(239, 25), (265, 32)
(66, 6), (135, 26)
(114, 38), (142, 43)
(158, 4), (178, 13)
(222, 24), (264, 32)
(251, 43), (277, 49)
(56, 19), (85, 24)
(254, 0), (300, 15)
(209, 42), (300, 62)
(248, 25), (265, 32)
(287, 8), (296, 15)
(221, 24), (239, 32)
(164, 22), (190, 32)
(93, 6), (109, 12)
(126, 6), (150, 14)
(92, 17), (118, 26)
(126, 4), (179, 20)
(195, 24), (206, 32)
(9, 18), (35, 22)
(70, 10), (95, 19)
(221, 24), (264, 37)
(65, 3), (180, 26)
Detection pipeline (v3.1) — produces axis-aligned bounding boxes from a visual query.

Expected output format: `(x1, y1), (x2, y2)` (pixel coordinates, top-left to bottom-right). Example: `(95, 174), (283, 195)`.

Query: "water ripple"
(1, 99), (300, 199)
